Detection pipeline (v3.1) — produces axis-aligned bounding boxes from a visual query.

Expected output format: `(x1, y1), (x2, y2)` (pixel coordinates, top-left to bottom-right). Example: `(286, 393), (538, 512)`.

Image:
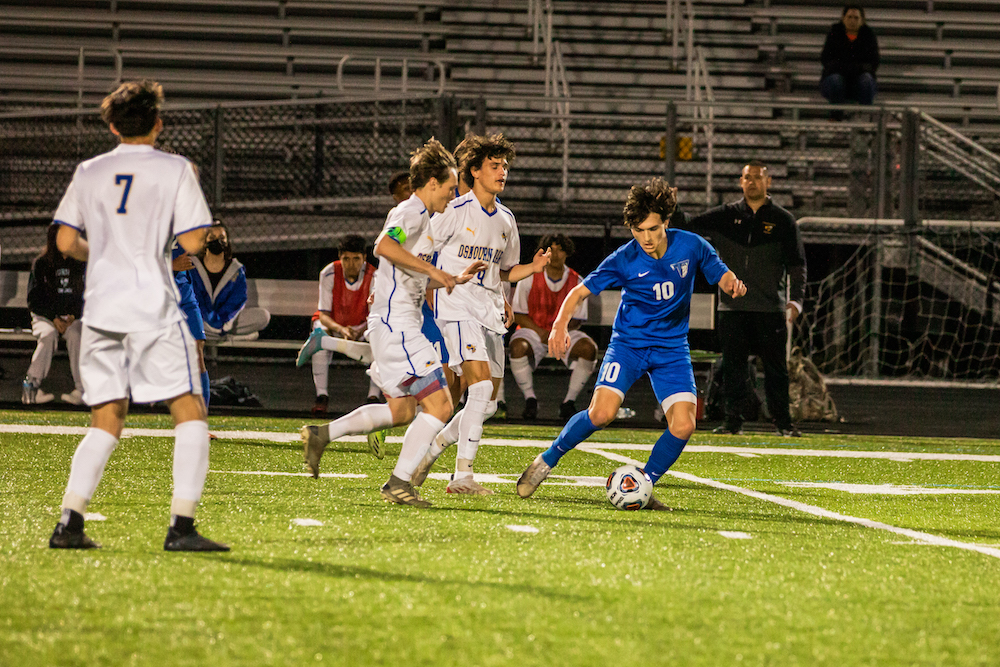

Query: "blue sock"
(644, 430), (688, 484)
(541, 410), (599, 468)
(201, 371), (211, 409)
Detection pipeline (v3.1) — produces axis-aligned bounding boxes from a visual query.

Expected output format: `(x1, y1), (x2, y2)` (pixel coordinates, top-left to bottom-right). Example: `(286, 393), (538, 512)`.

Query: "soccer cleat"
(712, 424), (743, 435)
(367, 429), (387, 460)
(522, 397), (538, 420)
(21, 378), (54, 405)
(410, 433), (450, 487)
(296, 327), (326, 368)
(775, 425), (803, 437)
(61, 388), (85, 405)
(516, 454), (552, 498)
(380, 474), (432, 507)
(301, 424), (328, 478)
(446, 476), (494, 495)
(49, 523), (100, 549)
(164, 526), (230, 552)
(644, 494), (673, 511)
(559, 400), (576, 422)
(311, 394), (329, 416)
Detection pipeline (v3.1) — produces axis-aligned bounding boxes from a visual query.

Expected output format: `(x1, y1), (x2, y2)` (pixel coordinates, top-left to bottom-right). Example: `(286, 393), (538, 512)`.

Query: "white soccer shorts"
(367, 322), (443, 399)
(440, 320), (505, 378)
(79, 321), (201, 405)
(509, 327), (595, 369)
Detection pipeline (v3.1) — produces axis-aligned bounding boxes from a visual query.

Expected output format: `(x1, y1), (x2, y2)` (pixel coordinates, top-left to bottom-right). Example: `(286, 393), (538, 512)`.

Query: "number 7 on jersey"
(115, 174), (134, 214)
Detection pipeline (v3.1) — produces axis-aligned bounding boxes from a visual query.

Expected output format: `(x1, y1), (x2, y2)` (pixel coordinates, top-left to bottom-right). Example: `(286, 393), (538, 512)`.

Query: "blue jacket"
(190, 256), (248, 332)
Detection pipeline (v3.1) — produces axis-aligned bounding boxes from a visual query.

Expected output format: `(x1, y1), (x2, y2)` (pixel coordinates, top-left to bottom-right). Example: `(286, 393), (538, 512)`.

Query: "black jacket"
(821, 21), (879, 80)
(675, 198), (807, 313)
(27, 254), (85, 321)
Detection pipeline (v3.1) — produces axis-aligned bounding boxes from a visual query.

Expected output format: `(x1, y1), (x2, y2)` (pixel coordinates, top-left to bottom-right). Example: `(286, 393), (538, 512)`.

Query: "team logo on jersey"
(501, 231), (508, 241)
(424, 360), (435, 368)
(670, 260), (689, 278)
(763, 222), (775, 234)
(466, 343), (477, 354)
(466, 227), (476, 235)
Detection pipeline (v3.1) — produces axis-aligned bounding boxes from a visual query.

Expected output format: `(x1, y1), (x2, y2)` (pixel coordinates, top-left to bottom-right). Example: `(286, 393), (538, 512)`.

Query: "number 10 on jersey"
(652, 281), (674, 301)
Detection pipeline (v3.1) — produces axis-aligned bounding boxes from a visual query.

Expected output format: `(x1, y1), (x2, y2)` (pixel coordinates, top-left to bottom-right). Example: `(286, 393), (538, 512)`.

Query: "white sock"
(392, 412), (445, 481)
(367, 379), (381, 399)
(62, 428), (119, 513)
(324, 403), (393, 442)
(454, 379), (493, 479)
(438, 409), (462, 446)
(320, 336), (373, 365)
(565, 358), (596, 402)
(171, 420), (210, 517)
(312, 350), (331, 396)
(509, 355), (535, 399)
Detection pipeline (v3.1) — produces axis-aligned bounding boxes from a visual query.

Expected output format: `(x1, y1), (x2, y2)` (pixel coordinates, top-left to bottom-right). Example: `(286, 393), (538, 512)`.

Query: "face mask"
(206, 239), (226, 255)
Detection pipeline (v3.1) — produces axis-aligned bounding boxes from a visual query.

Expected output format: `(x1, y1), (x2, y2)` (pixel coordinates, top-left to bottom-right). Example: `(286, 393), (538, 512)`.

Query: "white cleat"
(411, 433), (451, 487)
(516, 454), (552, 498)
(445, 476), (494, 495)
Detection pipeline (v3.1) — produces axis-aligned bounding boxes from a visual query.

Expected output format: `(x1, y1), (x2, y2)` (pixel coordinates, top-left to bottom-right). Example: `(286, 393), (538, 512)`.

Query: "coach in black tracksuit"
(677, 161), (807, 435)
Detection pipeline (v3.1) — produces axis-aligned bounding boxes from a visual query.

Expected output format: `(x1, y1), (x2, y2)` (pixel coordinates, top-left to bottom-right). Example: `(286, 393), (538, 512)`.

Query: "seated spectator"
(23, 224), (86, 405)
(189, 220), (270, 341)
(173, 241), (211, 408)
(508, 234), (598, 422)
(820, 5), (879, 113)
(303, 234), (381, 415)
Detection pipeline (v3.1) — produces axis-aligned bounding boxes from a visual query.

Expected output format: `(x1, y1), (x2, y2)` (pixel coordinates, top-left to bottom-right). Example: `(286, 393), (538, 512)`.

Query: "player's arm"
(55, 224), (88, 261)
(375, 233), (459, 293)
(514, 313), (549, 338)
(317, 311), (355, 339)
(500, 247), (551, 283)
(548, 283), (592, 359)
(717, 270), (747, 299)
(177, 226), (208, 256)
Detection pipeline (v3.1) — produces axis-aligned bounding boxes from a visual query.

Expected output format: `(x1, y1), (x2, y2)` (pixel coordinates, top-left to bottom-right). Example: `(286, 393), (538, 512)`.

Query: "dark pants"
(718, 310), (793, 429)
(820, 72), (877, 105)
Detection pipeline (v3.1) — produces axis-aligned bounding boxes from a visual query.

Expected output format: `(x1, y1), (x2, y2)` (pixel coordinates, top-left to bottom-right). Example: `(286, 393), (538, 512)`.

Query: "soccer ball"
(605, 464), (653, 510)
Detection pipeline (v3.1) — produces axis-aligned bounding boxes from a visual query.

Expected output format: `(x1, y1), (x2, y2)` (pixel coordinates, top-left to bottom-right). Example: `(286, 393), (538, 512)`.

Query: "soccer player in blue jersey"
(516, 177), (747, 508)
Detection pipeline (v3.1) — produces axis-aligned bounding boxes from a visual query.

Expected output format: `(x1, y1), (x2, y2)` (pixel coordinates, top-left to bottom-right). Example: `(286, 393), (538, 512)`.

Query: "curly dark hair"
(409, 138), (457, 190)
(622, 178), (678, 228)
(338, 234), (367, 255)
(101, 79), (163, 138)
(456, 133), (515, 189)
(538, 233), (576, 257)
(388, 171), (411, 196)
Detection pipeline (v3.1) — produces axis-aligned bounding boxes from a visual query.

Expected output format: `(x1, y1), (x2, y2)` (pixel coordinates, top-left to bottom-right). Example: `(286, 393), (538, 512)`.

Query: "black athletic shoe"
(712, 424), (743, 435)
(49, 523), (100, 549)
(164, 526), (230, 552)
(559, 400), (576, 422)
(311, 395), (329, 415)
(522, 397), (538, 420)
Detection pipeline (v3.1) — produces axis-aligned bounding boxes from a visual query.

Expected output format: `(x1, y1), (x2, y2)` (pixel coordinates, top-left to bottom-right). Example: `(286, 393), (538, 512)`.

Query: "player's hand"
(367, 292), (375, 307)
(53, 317), (68, 335)
(455, 260), (487, 285)
(172, 253), (194, 272)
(725, 277), (747, 299)
(503, 298), (515, 328)
(431, 267), (458, 294)
(548, 324), (571, 359)
(531, 247), (552, 274)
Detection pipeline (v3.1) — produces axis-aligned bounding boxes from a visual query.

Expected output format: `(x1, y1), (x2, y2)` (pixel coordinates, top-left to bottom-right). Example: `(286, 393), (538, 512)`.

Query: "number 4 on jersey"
(115, 174), (134, 214)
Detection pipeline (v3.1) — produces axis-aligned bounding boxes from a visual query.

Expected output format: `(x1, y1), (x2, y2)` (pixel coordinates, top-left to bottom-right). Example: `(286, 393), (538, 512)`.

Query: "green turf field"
(2, 409), (999, 666)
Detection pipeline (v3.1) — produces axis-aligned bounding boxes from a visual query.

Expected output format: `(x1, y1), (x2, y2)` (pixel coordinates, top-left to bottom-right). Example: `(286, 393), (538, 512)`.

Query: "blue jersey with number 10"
(582, 228), (729, 348)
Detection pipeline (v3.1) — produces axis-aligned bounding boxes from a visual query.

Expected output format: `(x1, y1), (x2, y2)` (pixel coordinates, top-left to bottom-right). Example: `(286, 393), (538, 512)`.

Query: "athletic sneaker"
(410, 433), (450, 487)
(645, 494), (672, 511)
(301, 425), (327, 478)
(49, 523), (99, 549)
(311, 394), (329, 416)
(380, 474), (432, 507)
(522, 397), (538, 420)
(296, 327), (326, 367)
(367, 429), (387, 460)
(559, 400), (576, 422)
(164, 526), (230, 551)
(446, 476), (494, 495)
(61, 388), (85, 405)
(516, 454), (552, 498)
(22, 378), (54, 405)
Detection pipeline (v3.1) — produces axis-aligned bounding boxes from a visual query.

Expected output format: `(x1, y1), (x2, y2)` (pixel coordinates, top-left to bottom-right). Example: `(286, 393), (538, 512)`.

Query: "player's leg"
(755, 311), (799, 435)
(49, 325), (130, 549)
(301, 394), (404, 478)
(508, 328), (539, 418)
(716, 311), (751, 434)
(61, 318), (85, 404)
(517, 344), (645, 498)
(297, 326), (373, 366)
(23, 314), (57, 404)
(560, 332), (598, 421)
(311, 348), (332, 413)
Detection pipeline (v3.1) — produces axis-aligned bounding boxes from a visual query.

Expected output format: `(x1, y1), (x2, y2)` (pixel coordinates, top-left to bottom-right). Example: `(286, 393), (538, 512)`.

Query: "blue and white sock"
(541, 410), (599, 468)
(201, 371), (211, 408)
(643, 429), (688, 484)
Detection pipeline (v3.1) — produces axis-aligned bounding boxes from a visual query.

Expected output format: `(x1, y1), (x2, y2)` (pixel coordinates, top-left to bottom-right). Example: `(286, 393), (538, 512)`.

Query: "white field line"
(780, 482), (1000, 495)
(588, 447), (1000, 561)
(6, 424), (1000, 465)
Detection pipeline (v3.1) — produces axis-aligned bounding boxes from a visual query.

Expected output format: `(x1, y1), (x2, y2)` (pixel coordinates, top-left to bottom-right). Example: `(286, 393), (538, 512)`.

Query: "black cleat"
(522, 397), (538, 420)
(311, 394), (329, 416)
(559, 400), (576, 422)
(164, 526), (230, 552)
(49, 523), (100, 549)
(712, 424), (743, 435)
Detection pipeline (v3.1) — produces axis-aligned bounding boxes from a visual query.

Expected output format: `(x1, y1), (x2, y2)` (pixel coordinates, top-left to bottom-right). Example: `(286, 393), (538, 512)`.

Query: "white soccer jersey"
(53, 144), (212, 333)
(511, 265), (588, 322)
(368, 193), (437, 331)
(432, 192), (520, 333)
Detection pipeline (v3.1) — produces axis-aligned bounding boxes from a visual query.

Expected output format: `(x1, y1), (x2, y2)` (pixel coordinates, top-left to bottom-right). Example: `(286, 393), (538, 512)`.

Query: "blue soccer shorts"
(595, 340), (697, 412)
